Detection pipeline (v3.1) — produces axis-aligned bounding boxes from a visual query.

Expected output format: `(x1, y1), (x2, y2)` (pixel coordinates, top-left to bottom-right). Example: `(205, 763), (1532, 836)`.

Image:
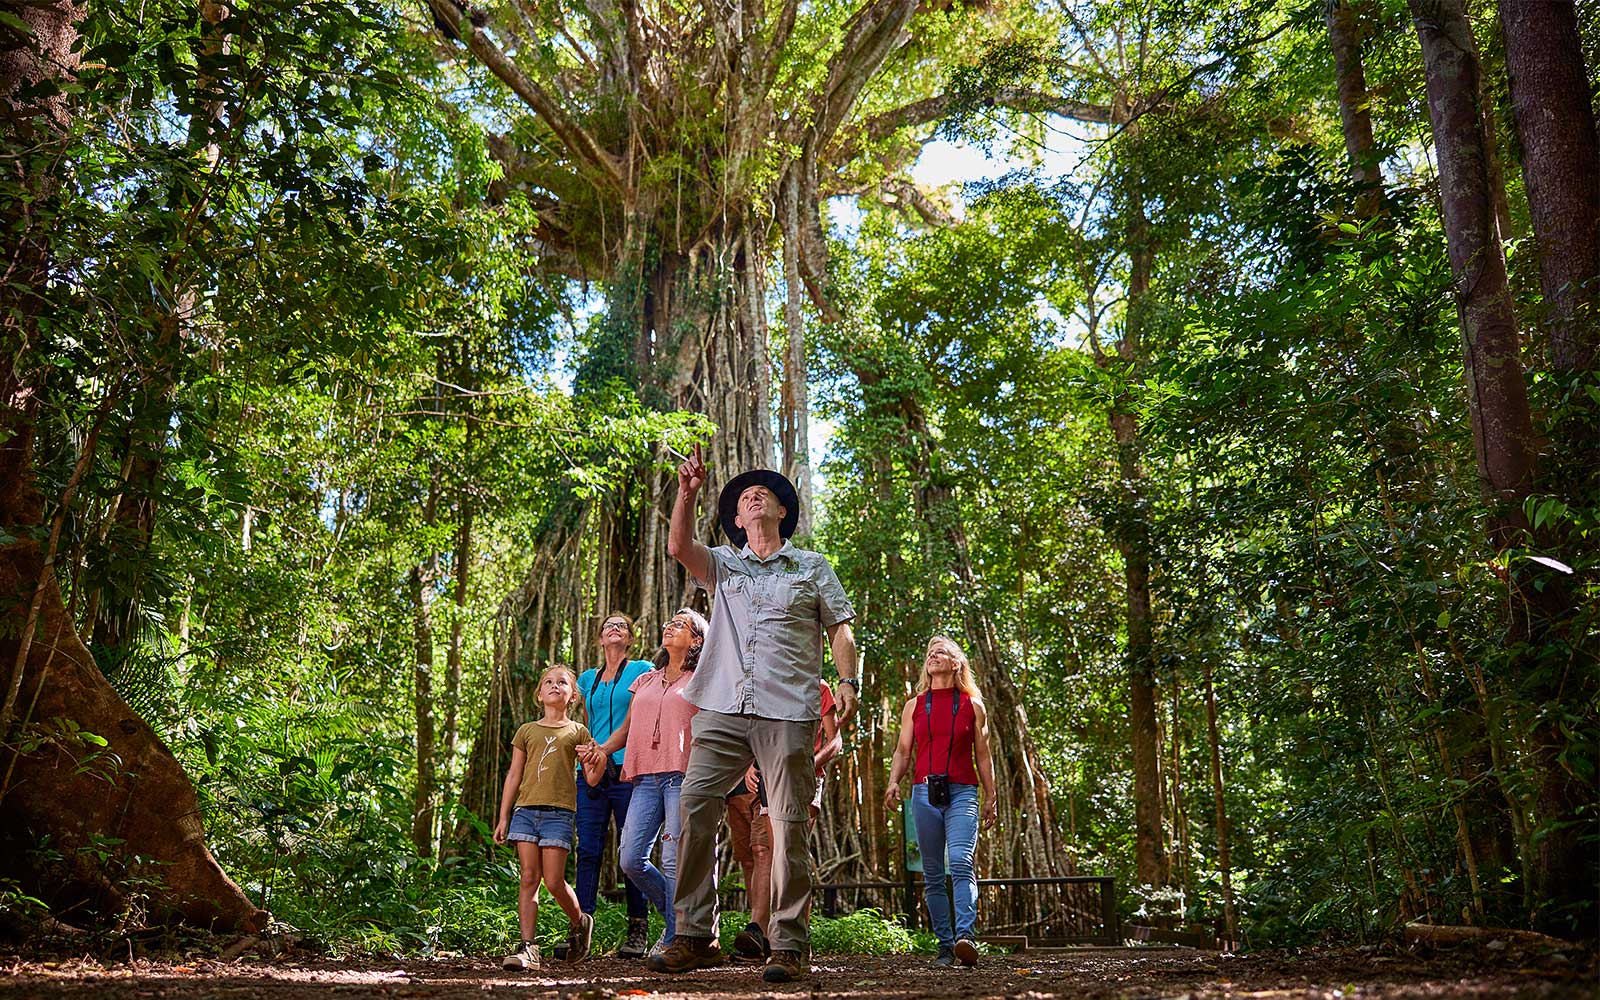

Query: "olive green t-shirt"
(511, 719), (591, 811)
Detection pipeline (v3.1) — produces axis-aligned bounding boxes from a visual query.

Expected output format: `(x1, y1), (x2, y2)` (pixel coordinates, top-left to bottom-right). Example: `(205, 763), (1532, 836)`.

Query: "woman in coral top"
(584, 608), (707, 953)
(883, 636), (997, 969)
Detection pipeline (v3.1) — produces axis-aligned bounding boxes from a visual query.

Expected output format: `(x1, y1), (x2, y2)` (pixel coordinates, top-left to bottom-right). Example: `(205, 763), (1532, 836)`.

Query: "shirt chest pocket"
(729, 574), (816, 621)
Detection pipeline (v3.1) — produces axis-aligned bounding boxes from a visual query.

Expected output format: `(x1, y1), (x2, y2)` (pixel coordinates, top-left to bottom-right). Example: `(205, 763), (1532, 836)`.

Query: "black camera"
(927, 773), (952, 807)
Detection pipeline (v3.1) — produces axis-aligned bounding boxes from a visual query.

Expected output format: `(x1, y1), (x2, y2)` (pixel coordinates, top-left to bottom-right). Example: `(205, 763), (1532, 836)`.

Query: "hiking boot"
(931, 945), (956, 968)
(761, 949), (808, 983)
(733, 921), (770, 962)
(566, 911), (594, 963)
(645, 934), (723, 973)
(618, 916), (650, 958)
(953, 937), (979, 967)
(501, 940), (540, 971)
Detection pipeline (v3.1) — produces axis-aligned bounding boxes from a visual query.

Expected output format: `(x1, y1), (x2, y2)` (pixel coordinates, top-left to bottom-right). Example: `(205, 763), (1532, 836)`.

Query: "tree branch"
(1056, 0), (1115, 80)
(812, 0), (920, 145)
(827, 88), (1112, 167)
(427, 0), (626, 194)
(758, 0), (802, 98)
(881, 177), (955, 227)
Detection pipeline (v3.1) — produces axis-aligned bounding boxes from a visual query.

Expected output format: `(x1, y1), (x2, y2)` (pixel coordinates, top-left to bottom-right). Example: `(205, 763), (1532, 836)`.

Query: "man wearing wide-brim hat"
(649, 443), (859, 983)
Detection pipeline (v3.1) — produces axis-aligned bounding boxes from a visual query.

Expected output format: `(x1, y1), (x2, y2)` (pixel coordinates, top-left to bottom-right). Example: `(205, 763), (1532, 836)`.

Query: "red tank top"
(912, 687), (979, 785)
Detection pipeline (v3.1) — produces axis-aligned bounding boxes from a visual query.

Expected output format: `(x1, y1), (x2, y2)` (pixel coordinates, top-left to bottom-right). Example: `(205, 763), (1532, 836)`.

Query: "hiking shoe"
(645, 934), (723, 973)
(551, 943), (568, 961)
(953, 937), (979, 967)
(762, 949), (808, 983)
(502, 940), (539, 971)
(931, 945), (956, 967)
(566, 911), (594, 963)
(733, 921), (769, 962)
(618, 916), (649, 958)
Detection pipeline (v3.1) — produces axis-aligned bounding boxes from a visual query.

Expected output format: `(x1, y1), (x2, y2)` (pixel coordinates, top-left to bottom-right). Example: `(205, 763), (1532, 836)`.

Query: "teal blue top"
(579, 659), (655, 768)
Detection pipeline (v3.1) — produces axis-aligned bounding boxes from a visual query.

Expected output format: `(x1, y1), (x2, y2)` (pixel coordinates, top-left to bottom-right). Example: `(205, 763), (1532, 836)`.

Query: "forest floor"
(1, 942), (1594, 999)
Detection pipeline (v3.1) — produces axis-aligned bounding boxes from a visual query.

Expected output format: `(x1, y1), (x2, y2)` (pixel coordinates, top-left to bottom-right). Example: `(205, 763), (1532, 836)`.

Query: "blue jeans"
(575, 770), (648, 919)
(619, 771), (683, 941)
(911, 782), (980, 948)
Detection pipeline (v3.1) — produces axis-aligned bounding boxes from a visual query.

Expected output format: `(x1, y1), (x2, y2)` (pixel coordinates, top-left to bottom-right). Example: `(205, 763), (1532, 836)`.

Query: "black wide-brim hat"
(718, 469), (800, 549)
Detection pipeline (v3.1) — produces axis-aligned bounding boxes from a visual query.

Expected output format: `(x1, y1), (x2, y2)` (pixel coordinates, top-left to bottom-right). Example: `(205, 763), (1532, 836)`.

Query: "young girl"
(584, 608), (708, 954)
(495, 664), (607, 971)
(883, 637), (997, 969)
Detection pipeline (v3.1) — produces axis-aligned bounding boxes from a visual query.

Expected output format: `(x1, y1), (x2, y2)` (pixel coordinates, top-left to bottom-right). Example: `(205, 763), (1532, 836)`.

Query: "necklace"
(651, 668), (686, 750)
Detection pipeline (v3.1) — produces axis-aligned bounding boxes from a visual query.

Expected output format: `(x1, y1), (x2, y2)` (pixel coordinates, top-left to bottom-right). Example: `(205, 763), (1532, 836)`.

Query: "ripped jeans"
(618, 770), (683, 942)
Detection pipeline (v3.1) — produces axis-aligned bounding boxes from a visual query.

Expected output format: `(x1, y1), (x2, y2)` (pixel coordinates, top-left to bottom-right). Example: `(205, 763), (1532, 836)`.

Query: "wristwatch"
(839, 676), (861, 693)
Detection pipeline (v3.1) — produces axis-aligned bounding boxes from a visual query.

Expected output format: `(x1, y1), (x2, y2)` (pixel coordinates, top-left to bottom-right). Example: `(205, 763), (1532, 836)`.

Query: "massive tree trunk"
(1497, 0), (1600, 936)
(1409, 0), (1595, 935)
(429, 0), (1112, 873)
(0, 0), (264, 931)
(1327, 0), (1383, 218)
(1409, 0), (1538, 546)
(1500, 0), (1599, 379)
(456, 229), (775, 828)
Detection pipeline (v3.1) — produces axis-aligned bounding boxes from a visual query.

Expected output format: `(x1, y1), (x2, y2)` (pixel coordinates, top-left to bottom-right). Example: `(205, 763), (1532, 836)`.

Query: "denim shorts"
(507, 805), (576, 849)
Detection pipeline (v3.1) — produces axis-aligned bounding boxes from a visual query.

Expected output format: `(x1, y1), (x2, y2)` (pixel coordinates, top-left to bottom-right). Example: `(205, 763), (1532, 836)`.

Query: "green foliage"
(9, 0), (1596, 956)
(809, 908), (926, 955)
(817, 0), (1597, 942)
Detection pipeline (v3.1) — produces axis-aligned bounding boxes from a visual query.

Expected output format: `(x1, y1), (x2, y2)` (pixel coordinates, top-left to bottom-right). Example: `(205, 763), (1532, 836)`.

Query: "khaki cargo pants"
(674, 710), (817, 952)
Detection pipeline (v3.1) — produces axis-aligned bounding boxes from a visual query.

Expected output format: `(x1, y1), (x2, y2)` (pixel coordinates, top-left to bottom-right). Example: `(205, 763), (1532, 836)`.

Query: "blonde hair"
(914, 636), (983, 702)
(539, 663), (585, 722)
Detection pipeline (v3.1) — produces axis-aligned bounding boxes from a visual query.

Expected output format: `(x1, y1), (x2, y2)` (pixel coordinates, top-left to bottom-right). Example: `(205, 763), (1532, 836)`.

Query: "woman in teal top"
(575, 612), (656, 957)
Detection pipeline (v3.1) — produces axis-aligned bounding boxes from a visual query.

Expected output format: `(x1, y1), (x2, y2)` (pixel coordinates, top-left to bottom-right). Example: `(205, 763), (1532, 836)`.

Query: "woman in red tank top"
(883, 637), (997, 968)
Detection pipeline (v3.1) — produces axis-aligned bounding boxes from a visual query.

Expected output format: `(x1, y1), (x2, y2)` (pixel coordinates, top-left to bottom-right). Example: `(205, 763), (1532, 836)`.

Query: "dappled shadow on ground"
(0, 945), (1593, 998)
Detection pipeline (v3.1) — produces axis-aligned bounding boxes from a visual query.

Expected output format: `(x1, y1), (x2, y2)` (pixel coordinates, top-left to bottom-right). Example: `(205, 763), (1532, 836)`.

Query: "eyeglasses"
(662, 618), (694, 633)
(602, 621), (630, 633)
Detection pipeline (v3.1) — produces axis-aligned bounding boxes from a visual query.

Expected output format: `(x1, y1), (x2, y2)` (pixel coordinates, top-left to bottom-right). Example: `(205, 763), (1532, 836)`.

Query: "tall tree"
(1500, 0), (1598, 371)
(1407, 0), (1537, 548)
(1497, 0), (1600, 935)
(435, 0), (1111, 868)
(0, 0), (263, 930)
(1408, 0), (1595, 934)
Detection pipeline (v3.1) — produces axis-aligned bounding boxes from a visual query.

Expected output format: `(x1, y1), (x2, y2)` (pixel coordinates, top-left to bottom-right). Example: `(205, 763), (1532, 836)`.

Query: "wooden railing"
(727, 875), (1123, 947)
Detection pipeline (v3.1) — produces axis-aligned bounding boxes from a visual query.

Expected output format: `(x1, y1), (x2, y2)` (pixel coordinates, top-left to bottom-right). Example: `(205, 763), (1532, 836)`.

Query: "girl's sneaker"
(566, 911), (594, 963)
(502, 940), (540, 971)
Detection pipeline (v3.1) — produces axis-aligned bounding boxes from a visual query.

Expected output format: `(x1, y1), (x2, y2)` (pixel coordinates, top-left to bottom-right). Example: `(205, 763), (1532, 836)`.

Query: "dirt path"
(1, 946), (1592, 999)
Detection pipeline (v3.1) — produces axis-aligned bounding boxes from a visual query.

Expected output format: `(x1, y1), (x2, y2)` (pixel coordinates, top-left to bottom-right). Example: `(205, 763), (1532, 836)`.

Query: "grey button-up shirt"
(684, 541), (855, 722)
